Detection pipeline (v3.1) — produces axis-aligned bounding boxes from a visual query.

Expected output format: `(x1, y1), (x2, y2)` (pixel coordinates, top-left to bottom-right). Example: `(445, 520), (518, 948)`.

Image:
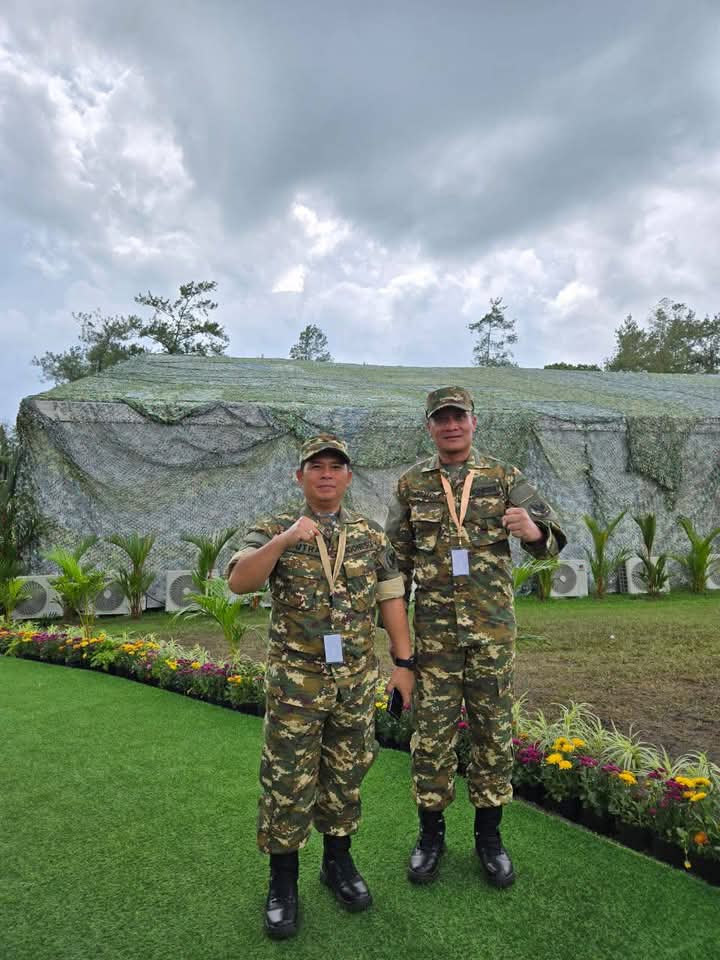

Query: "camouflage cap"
(425, 385), (475, 419)
(299, 434), (351, 466)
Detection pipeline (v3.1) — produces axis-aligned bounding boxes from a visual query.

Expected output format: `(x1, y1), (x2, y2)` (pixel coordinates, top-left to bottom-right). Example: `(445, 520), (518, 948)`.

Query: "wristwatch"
(393, 655), (417, 671)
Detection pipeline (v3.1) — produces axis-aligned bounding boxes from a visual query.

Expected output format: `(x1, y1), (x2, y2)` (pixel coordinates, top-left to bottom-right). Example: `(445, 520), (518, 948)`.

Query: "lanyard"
(439, 471), (477, 542)
(315, 527), (347, 594)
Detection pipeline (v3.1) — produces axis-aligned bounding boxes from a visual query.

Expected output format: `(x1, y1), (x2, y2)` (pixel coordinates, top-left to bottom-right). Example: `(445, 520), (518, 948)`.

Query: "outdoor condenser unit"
(706, 555), (720, 591)
(165, 571), (200, 612)
(93, 582), (131, 616)
(619, 557), (671, 595)
(550, 559), (589, 598)
(13, 576), (63, 619)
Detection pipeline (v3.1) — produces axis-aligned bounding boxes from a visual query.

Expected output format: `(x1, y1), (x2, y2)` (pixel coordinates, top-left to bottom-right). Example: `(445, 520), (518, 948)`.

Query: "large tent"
(16, 356), (720, 591)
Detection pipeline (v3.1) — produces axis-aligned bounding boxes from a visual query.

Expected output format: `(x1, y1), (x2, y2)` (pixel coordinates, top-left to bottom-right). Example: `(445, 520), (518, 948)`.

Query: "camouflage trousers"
(257, 657), (379, 854)
(411, 631), (514, 811)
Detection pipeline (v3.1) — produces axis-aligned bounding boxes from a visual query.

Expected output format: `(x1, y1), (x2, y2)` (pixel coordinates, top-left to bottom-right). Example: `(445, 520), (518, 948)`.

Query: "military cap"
(299, 434), (351, 466)
(425, 385), (475, 419)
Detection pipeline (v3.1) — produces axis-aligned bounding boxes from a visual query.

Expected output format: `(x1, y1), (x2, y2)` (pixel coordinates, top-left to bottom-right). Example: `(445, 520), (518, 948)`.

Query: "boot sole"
(481, 865), (515, 889)
(407, 864), (440, 884)
(319, 869), (373, 913)
(264, 921), (298, 941)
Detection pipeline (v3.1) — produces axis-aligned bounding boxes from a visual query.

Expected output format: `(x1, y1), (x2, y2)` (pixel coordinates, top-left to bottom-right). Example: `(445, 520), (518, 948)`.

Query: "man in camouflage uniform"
(227, 435), (414, 939)
(385, 387), (566, 887)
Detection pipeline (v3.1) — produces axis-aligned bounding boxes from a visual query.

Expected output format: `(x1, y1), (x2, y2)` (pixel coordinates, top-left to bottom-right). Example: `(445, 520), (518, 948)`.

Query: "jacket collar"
(421, 446), (483, 473)
(303, 501), (362, 524)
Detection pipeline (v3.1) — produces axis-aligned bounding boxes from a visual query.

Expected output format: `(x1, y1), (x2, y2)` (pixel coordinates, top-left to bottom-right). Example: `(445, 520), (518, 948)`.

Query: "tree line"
(31, 282), (720, 386)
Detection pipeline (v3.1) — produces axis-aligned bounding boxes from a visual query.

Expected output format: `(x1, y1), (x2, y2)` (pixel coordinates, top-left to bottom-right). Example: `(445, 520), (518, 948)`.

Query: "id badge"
(323, 634), (344, 664)
(451, 549), (470, 576)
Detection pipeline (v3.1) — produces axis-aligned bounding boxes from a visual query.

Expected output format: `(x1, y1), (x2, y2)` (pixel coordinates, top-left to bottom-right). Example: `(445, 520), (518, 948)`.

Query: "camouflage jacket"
(229, 502), (403, 677)
(385, 448), (566, 647)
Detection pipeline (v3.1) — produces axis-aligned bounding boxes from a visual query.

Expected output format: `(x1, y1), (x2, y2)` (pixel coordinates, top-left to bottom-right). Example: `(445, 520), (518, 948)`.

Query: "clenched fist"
(502, 507), (543, 543)
(281, 516), (321, 547)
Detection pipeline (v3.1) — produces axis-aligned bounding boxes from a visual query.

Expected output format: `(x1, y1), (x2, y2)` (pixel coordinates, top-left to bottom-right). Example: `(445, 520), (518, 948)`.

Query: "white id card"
(323, 634), (344, 664)
(451, 549), (470, 576)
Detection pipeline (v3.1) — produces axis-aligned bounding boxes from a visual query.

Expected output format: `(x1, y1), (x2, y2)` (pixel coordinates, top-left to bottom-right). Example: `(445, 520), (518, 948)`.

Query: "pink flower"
(458, 721), (469, 730)
(579, 756), (599, 767)
(601, 763), (622, 774)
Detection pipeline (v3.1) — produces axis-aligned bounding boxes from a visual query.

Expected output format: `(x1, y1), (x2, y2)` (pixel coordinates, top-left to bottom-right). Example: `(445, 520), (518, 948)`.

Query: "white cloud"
(272, 264), (305, 294)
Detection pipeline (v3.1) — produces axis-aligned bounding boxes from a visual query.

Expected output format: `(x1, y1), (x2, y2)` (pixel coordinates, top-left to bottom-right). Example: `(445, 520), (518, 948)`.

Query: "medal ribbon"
(315, 527), (347, 594)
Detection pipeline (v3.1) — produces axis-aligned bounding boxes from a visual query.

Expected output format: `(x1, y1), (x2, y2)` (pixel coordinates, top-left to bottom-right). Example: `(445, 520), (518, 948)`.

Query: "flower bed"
(2, 624), (718, 885)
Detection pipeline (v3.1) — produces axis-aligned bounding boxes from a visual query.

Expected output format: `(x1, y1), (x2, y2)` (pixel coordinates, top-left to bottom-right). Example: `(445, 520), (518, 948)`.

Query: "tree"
(605, 300), (720, 373)
(289, 324), (333, 361)
(134, 280), (228, 355)
(468, 298), (517, 367)
(32, 310), (146, 384)
(544, 362), (601, 371)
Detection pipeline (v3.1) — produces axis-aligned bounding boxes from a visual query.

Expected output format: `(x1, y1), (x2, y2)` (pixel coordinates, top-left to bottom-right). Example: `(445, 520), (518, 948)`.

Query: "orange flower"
(694, 831), (709, 846)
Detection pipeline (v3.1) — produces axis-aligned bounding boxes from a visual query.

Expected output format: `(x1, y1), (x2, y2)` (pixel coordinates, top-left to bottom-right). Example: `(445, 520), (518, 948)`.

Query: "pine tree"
(468, 298), (517, 367)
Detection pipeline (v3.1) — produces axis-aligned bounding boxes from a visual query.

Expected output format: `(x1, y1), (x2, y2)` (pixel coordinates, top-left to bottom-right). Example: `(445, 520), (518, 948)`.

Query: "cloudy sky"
(2, 1), (720, 422)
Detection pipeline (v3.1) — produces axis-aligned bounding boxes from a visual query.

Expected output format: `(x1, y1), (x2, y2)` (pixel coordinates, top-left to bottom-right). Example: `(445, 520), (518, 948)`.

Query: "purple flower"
(579, 756), (599, 767)
(601, 763), (622, 774)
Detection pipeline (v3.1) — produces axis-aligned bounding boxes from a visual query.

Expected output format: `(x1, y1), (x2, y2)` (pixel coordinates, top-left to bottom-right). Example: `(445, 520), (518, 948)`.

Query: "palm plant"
(181, 527), (238, 593)
(583, 511), (631, 598)
(673, 517), (720, 593)
(632, 513), (669, 597)
(512, 556), (559, 597)
(107, 533), (156, 618)
(0, 576), (32, 619)
(45, 546), (107, 639)
(535, 556), (560, 601)
(177, 577), (263, 655)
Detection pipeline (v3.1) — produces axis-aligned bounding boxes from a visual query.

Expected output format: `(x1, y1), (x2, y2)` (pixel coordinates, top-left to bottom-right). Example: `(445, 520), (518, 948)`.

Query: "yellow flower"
(375, 700), (387, 709)
(190, 661), (201, 669)
(674, 776), (694, 787)
(165, 659), (178, 670)
(689, 792), (707, 802)
(227, 675), (243, 684)
(684, 859), (692, 870)
(571, 738), (586, 747)
(558, 760), (573, 770)
(683, 790), (694, 799)
(692, 777), (711, 788)
(617, 771), (637, 785)
(545, 753), (563, 765)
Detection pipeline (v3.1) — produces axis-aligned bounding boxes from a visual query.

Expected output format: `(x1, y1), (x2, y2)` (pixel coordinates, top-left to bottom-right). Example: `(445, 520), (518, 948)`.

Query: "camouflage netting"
(16, 356), (720, 591)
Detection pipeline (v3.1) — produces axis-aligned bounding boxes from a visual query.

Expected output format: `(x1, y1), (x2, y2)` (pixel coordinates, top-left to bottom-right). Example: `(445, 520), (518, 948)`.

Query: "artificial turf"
(2, 657), (718, 960)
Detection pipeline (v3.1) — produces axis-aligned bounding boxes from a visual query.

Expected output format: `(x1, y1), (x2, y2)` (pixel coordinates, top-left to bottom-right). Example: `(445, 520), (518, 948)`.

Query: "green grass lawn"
(2, 657), (718, 960)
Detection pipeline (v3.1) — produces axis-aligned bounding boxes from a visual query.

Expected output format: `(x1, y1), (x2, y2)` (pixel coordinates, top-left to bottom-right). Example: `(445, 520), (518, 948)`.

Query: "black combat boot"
(319, 834), (373, 912)
(264, 851), (299, 939)
(407, 808), (446, 884)
(474, 805), (515, 888)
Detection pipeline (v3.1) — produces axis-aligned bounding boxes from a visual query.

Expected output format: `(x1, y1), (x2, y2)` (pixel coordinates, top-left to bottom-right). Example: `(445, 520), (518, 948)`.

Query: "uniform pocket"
(466, 498), (509, 548)
(271, 563), (318, 610)
(410, 502), (444, 552)
(343, 555), (377, 611)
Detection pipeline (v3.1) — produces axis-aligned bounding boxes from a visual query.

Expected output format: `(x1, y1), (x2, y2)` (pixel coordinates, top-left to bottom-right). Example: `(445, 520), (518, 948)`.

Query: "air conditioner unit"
(706, 555), (720, 591)
(550, 559), (588, 598)
(619, 557), (671, 595)
(93, 582), (131, 616)
(165, 571), (200, 612)
(13, 576), (63, 620)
